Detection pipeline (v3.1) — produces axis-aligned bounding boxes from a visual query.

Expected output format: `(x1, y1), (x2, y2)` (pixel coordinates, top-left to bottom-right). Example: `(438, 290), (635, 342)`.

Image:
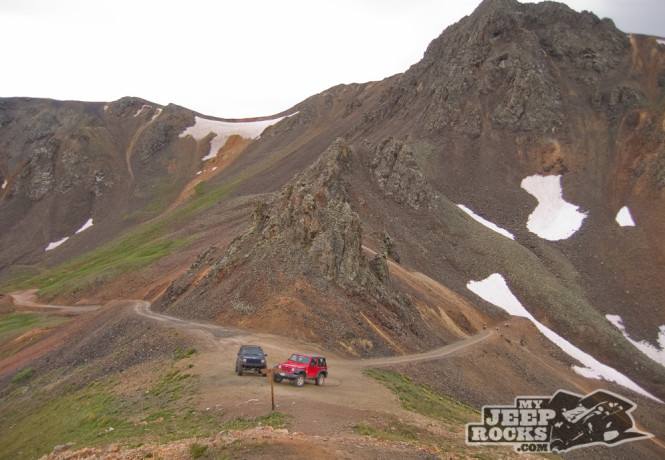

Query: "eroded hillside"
(1, 2), (665, 457)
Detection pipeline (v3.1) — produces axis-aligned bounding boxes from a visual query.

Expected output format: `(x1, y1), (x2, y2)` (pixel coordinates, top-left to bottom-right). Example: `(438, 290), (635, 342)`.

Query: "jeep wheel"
(315, 373), (325, 386)
(273, 375), (283, 383)
(294, 373), (305, 387)
(236, 364), (243, 376)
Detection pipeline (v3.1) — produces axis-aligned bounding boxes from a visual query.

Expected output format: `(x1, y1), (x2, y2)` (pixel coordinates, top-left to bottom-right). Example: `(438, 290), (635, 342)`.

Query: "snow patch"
(133, 105), (151, 117)
(467, 273), (662, 402)
(521, 174), (587, 241)
(1, 180), (7, 190)
(615, 206), (636, 227)
(151, 108), (162, 121)
(75, 218), (94, 234)
(45, 218), (94, 251)
(45, 237), (69, 251)
(606, 314), (665, 368)
(657, 38), (665, 46)
(458, 204), (515, 240)
(180, 113), (296, 162)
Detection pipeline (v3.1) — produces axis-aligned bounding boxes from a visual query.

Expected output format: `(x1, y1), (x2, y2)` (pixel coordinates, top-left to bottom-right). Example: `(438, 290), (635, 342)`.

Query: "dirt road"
(9, 290), (101, 313)
(8, 292), (493, 439)
(4, 291), (531, 460)
(132, 298), (494, 437)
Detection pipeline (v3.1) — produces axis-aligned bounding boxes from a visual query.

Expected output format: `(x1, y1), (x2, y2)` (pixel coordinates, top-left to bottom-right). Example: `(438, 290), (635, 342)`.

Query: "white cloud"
(2, 1), (662, 118)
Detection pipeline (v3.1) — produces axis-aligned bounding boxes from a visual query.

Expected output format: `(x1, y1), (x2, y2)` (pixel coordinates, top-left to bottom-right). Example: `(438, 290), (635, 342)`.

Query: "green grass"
(0, 363), (274, 460)
(0, 336), (289, 460)
(0, 312), (53, 335)
(354, 418), (422, 443)
(355, 369), (479, 452)
(189, 442), (208, 458)
(358, 369), (560, 459)
(0, 312), (69, 359)
(174, 346), (197, 361)
(221, 412), (288, 431)
(11, 368), (35, 385)
(0, 176), (248, 298)
(364, 369), (479, 424)
(1, 226), (189, 299)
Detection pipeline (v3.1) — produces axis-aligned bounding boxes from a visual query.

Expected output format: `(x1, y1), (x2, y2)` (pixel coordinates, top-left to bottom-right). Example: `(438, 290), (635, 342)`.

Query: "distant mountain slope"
(1, 0), (664, 402)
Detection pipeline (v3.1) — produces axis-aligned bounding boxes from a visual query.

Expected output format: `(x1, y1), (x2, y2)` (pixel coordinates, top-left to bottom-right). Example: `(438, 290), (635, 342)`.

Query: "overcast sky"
(1, 0), (663, 119)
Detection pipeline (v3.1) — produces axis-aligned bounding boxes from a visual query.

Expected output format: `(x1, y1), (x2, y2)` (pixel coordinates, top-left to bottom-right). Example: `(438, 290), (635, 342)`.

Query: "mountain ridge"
(1, 1), (665, 457)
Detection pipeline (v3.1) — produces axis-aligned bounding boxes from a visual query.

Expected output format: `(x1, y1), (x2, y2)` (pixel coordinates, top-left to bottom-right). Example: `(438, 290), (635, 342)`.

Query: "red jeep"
(273, 353), (327, 387)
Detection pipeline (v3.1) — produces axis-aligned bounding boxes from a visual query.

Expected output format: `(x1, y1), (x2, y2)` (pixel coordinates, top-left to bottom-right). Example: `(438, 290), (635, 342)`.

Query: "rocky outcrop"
(155, 138), (438, 355)
(364, 138), (432, 209)
(174, 139), (374, 293)
(20, 138), (59, 201)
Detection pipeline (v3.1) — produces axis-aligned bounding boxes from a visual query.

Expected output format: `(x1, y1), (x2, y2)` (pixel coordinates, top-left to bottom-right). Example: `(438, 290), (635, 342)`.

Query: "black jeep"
(235, 345), (267, 376)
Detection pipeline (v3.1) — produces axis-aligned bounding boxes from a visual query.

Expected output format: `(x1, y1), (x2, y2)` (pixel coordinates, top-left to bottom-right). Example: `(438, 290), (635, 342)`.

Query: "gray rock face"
(372, 230), (400, 264)
(242, 138), (369, 285)
(22, 139), (59, 201)
(366, 138), (432, 210)
(361, 0), (631, 135)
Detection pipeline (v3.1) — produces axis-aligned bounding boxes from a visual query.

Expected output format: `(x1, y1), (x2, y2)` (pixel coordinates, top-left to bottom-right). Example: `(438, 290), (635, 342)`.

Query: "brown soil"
(5, 291), (665, 459)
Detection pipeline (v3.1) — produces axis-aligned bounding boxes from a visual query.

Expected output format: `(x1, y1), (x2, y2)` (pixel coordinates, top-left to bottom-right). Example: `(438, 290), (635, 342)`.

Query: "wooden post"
(261, 368), (276, 411)
(269, 369), (275, 411)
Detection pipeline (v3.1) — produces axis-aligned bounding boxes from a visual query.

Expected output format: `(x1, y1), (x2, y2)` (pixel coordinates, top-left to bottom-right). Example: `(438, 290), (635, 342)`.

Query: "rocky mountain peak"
(362, 0), (632, 137)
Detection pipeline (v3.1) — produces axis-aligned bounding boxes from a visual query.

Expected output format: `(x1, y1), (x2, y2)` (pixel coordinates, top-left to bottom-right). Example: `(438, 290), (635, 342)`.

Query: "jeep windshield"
(242, 347), (264, 356)
(288, 354), (310, 364)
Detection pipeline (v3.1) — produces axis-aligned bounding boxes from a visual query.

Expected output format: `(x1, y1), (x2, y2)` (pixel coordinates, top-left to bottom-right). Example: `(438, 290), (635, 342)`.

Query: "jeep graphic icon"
(274, 353), (327, 387)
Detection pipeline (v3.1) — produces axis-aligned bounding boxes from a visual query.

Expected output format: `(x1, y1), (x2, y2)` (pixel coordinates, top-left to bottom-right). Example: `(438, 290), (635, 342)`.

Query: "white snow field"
(607, 314), (665, 368)
(75, 218), (94, 234)
(179, 114), (294, 161)
(45, 218), (94, 251)
(615, 206), (636, 227)
(467, 273), (662, 402)
(457, 204), (515, 240)
(521, 174), (587, 241)
(45, 237), (69, 251)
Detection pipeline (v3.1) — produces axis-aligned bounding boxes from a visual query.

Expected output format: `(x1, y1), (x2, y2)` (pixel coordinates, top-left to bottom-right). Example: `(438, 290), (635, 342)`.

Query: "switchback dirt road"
(132, 298), (494, 436)
(8, 291), (493, 442)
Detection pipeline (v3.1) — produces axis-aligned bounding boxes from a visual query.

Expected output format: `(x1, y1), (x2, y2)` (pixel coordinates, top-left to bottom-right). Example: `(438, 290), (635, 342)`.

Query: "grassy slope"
(0, 349), (287, 460)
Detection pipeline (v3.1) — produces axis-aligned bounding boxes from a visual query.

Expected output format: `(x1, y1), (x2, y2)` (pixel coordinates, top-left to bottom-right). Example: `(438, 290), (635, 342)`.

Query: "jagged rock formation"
(154, 138), (474, 356)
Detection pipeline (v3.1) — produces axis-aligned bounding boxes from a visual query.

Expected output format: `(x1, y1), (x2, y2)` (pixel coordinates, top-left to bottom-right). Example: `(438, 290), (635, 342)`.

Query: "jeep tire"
(236, 364), (243, 376)
(295, 373), (305, 387)
(315, 373), (325, 386)
(273, 375), (283, 383)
